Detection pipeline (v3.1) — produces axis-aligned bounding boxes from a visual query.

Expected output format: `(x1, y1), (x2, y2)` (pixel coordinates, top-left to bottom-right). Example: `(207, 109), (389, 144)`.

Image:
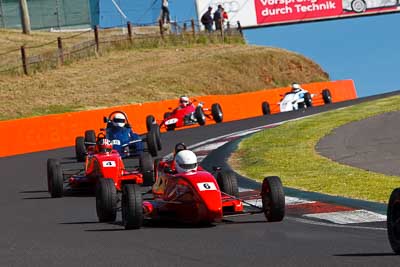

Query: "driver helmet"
(174, 150), (198, 173)
(96, 138), (113, 153)
(291, 83), (301, 92)
(179, 95), (190, 108)
(112, 112), (126, 128)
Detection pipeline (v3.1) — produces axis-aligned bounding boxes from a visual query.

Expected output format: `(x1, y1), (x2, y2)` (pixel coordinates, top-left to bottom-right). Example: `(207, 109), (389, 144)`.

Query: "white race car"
(261, 88), (332, 115)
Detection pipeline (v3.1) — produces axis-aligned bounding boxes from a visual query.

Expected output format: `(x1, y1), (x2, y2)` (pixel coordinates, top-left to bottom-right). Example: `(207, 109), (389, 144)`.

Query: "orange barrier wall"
(0, 80), (356, 157)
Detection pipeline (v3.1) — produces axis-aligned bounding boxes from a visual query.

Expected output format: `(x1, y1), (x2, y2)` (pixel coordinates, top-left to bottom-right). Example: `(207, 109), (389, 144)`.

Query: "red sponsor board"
(255, 0), (343, 24)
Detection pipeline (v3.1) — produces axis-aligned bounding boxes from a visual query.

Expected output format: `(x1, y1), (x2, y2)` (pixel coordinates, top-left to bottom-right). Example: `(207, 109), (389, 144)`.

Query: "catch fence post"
(127, 21), (133, 42)
(237, 21), (243, 37)
(20, 45), (28, 75)
(94, 25), (99, 52)
(57, 37), (64, 65)
(191, 19), (195, 39)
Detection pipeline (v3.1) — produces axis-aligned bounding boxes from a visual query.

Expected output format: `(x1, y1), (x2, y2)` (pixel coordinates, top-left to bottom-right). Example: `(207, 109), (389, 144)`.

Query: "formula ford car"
(145, 101), (223, 131)
(75, 111), (161, 162)
(387, 187), (400, 254)
(261, 88), (332, 115)
(97, 144), (285, 229)
(47, 133), (154, 198)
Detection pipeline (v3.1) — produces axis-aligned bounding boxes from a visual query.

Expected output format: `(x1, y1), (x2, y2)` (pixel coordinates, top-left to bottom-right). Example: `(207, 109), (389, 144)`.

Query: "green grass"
(230, 95), (400, 203)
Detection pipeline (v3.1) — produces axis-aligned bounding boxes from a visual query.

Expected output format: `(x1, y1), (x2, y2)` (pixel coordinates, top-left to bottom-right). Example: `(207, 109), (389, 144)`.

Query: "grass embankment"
(230, 95), (400, 203)
(0, 35), (328, 120)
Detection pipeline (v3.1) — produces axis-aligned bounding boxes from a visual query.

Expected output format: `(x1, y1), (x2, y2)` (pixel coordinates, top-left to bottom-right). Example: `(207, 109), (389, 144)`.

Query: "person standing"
(201, 6), (213, 32)
(161, 0), (170, 24)
(213, 5), (223, 30)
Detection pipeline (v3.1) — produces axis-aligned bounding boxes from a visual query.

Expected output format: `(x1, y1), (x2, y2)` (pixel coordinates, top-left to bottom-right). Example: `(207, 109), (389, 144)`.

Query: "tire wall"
(0, 80), (356, 157)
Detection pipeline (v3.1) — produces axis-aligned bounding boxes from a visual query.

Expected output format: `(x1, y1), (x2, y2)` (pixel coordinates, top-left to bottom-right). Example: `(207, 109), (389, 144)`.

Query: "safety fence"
(0, 20), (244, 76)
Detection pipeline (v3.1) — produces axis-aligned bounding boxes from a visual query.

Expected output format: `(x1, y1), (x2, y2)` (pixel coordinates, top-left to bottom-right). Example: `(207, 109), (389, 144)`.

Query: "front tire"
(75, 136), (86, 162)
(139, 152), (154, 186)
(262, 101), (270, 115)
(195, 107), (206, 126)
(96, 178), (117, 222)
(146, 115), (156, 132)
(216, 171), (239, 197)
(322, 89), (332, 104)
(261, 176), (285, 222)
(211, 103), (223, 123)
(387, 188), (400, 254)
(122, 184), (143, 230)
(47, 158), (64, 198)
(304, 93), (313, 108)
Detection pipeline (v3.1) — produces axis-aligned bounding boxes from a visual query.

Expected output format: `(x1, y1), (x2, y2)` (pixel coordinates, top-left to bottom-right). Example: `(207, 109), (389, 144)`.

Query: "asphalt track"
(2, 91), (400, 266)
(317, 110), (400, 176)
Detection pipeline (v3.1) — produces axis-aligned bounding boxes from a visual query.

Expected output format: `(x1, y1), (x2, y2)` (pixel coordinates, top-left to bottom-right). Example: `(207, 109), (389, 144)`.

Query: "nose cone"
(197, 187), (223, 222)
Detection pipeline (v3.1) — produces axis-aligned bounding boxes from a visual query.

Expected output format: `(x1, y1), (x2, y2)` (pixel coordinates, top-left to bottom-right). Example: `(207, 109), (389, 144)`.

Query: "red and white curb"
(173, 121), (387, 225)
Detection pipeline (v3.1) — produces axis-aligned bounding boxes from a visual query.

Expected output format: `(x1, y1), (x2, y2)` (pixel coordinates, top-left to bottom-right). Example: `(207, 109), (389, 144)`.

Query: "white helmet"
(292, 83), (301, 90)
(175, 150), (198, 173)
(179, 96), (190, 107)
(112, 113), (126, 128)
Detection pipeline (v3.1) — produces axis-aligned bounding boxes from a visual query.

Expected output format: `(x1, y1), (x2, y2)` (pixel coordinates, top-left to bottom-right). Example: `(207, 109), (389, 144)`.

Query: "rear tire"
(75, 136), (86, 162)
(122, 184), (143, 230)
(262, 101), (270, 115)
(211, 103), (223, 123)
(261, 176), (285, 222)
(47, 158), (63, 198)
(146, 115), (156, 132)
(139, 152), (154, 186)
(195, 107), (206, 126)
(84, 130), (96, 145)
(146, 128), (158, 157)
(96, 178), (117, 222)
(216, 171), (239, 197)
(152, 124), (162, 151)
(304, 93), (313, 108)
(322, 89), (332, 104)
(163, 112), (172, 119)
(387, 187), (400, 254)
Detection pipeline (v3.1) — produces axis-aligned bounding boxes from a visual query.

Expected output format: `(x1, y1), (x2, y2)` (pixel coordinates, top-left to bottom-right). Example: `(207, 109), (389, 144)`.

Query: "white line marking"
(286, 196), (316, 205)
(193, 141), (228, 152)
(286, 217), (386, 231)
(304, 210), (387, 224)
(197, 155), (207, 162)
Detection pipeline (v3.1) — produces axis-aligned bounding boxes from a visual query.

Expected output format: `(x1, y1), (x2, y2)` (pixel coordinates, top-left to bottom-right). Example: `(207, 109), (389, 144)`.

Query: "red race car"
(47, 133), (154, 199)
(108, 143), (285, 229)
(146, 96), (223, 131)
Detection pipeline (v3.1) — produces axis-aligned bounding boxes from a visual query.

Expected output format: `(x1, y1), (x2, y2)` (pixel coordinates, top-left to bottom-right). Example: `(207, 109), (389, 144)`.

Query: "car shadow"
(334, 253), (397, 257)
(60, 221), (100, 225)
(220, 219), (269, 225)
(20, 188), (94, 200)
(19, 190), (48, 194)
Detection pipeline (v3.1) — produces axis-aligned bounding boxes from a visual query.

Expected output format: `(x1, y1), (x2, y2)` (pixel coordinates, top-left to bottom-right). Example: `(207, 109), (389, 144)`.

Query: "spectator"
(161, 0), (170, 24)
(214, 5), (223, 30)
(222, 7), (228, 27)
(201, 6), (213, 32)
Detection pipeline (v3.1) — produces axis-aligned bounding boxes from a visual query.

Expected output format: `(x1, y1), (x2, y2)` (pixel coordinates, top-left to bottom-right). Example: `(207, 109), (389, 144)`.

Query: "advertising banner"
(196, 0), (399, 28)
